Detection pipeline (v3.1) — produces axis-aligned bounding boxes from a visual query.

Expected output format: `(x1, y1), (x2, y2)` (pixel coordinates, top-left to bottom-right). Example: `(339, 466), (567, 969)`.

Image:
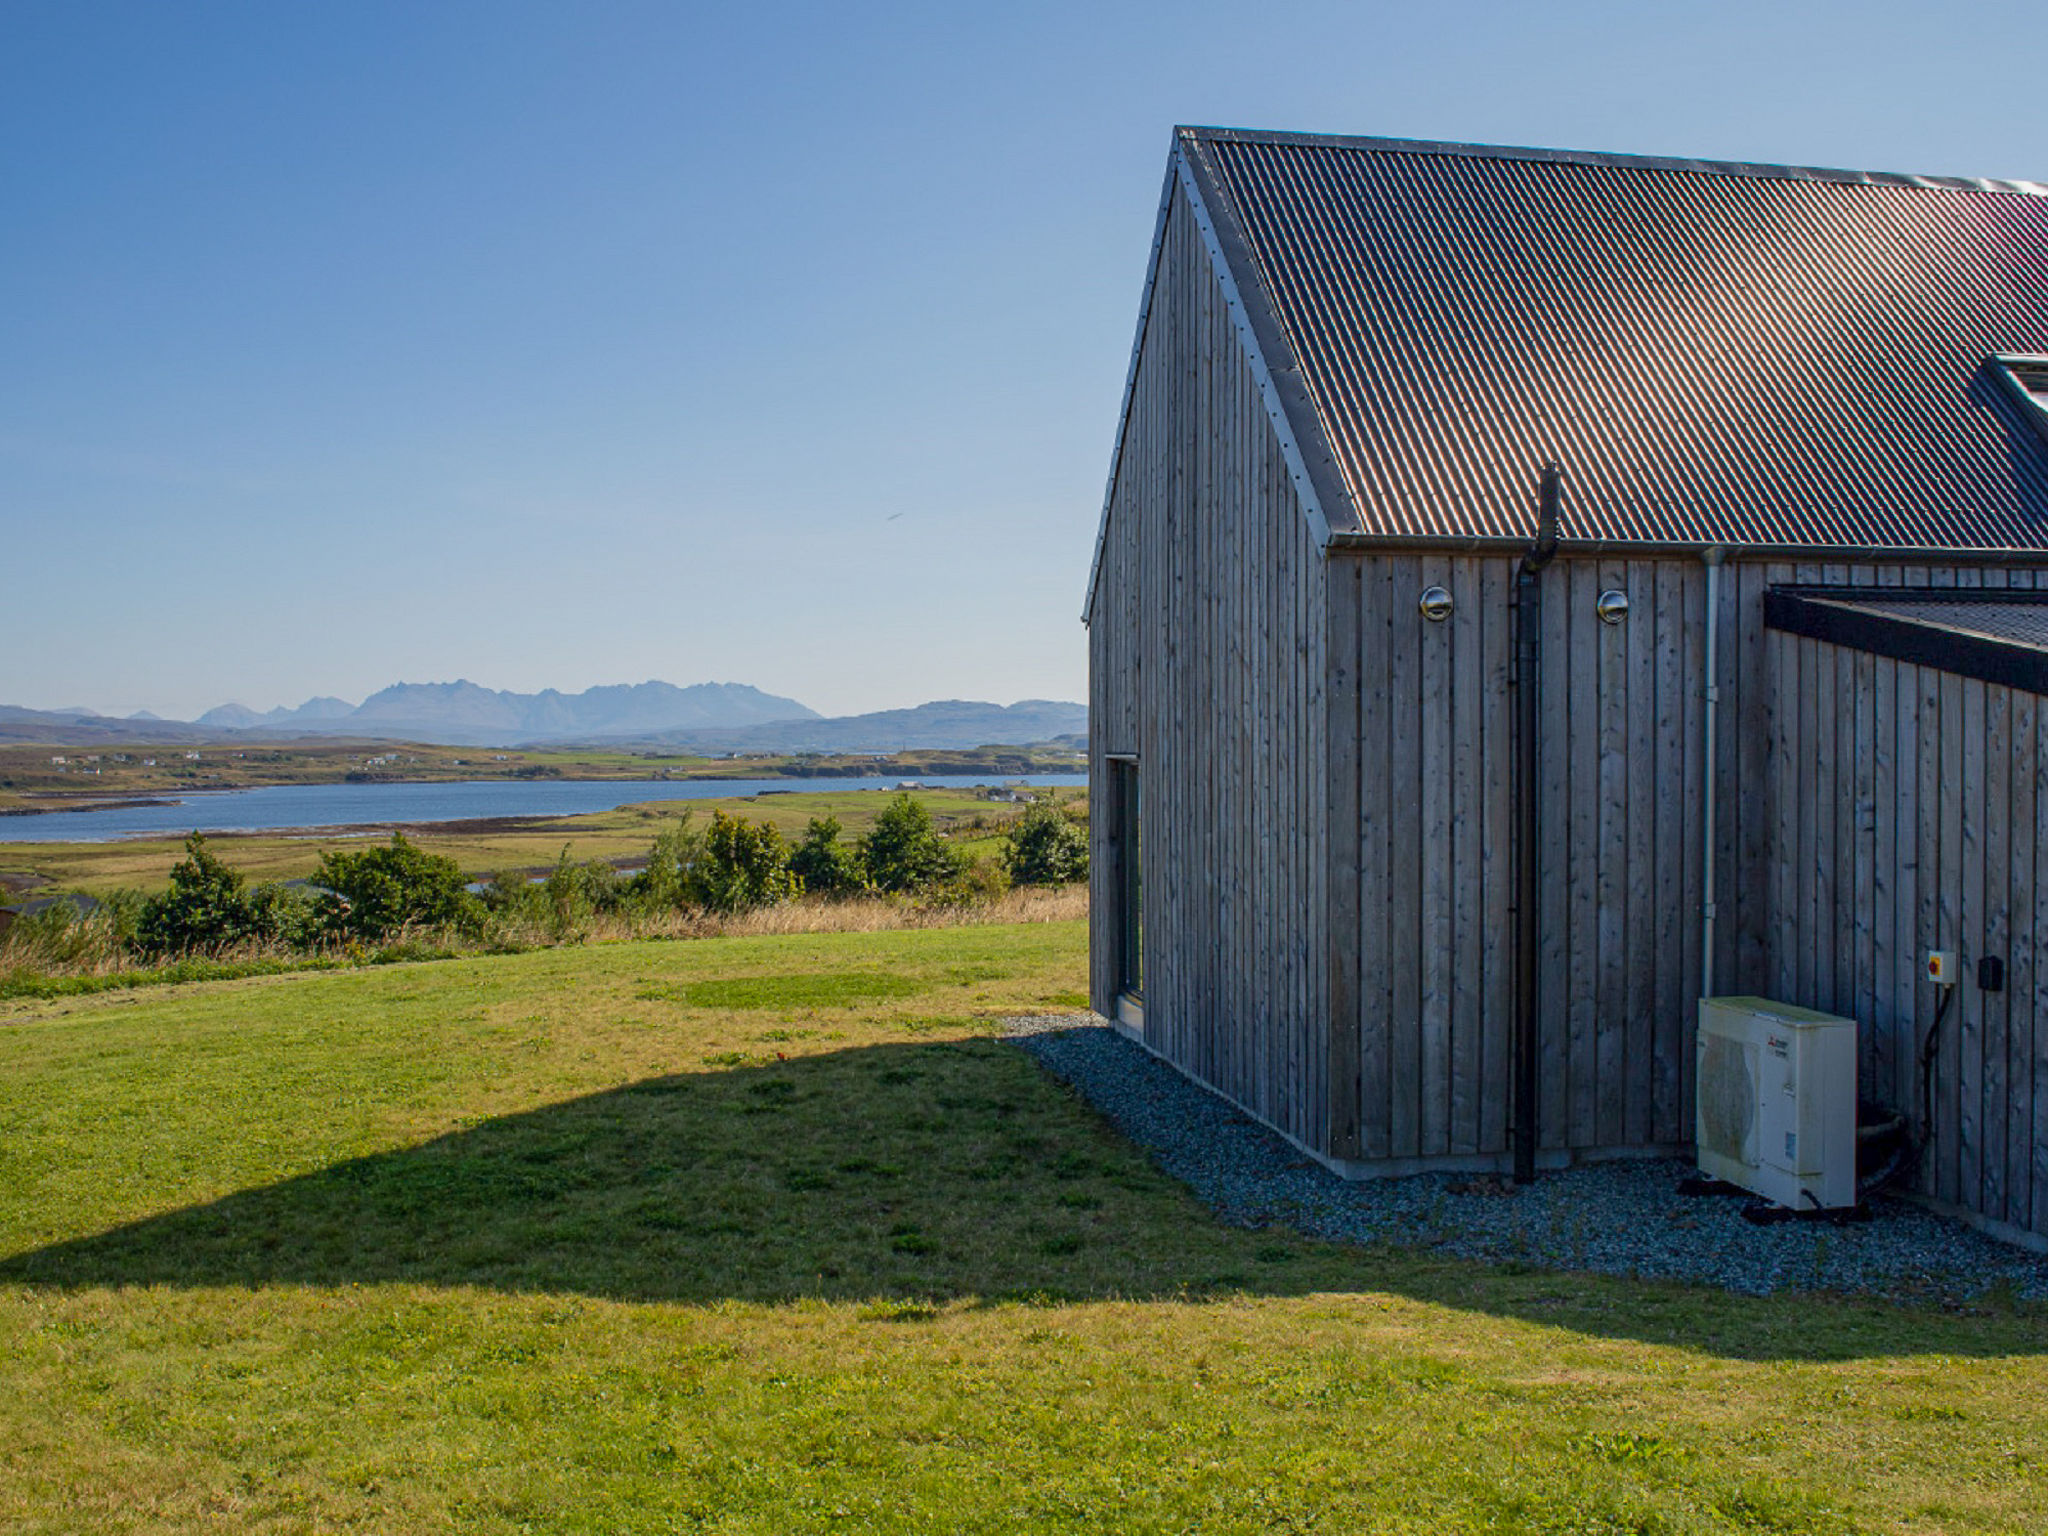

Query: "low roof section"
(1096, 126), (2048, 591)
(1766, 585), (2048, 694)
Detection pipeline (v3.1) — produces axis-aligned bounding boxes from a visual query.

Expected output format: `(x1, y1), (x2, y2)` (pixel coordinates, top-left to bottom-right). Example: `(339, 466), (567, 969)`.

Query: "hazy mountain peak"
(286, 696), (356, 721)
(197, 702), (267, 728)
(176, 677), (830, 746)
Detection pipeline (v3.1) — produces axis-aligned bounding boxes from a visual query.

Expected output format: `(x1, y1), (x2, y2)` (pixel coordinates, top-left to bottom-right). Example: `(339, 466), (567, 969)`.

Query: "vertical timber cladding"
(1086, 172), (1331, 1149)
(1333, 552), (1744, 1164)
(1766, 567), (2048, 1240)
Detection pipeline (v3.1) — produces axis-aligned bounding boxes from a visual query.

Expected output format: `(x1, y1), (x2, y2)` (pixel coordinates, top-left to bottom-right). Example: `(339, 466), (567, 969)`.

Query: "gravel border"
(1006, 1014), (2048, 1301)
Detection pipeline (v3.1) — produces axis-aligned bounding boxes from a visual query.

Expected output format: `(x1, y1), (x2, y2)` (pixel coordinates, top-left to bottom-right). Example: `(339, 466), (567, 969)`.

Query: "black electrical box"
(1979, 956), (2006, 993)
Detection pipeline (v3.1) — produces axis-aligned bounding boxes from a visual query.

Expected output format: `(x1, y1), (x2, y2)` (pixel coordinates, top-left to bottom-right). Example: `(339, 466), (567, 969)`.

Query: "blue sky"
(6, 0), (2045, 720)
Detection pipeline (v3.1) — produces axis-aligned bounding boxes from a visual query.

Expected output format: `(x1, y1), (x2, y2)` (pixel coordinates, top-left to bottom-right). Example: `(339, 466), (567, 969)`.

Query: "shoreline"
(0, 762), (1079, 818)
(0, 797), (181, 818)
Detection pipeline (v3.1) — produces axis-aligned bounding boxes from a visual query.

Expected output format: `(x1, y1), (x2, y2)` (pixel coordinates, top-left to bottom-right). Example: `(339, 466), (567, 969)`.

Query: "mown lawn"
(2, 921), (2045, 1534)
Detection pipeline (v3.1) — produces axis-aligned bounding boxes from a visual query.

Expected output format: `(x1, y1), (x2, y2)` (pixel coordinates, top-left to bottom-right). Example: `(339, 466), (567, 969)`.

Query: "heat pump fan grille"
(1698, 1032), (1758, 1167)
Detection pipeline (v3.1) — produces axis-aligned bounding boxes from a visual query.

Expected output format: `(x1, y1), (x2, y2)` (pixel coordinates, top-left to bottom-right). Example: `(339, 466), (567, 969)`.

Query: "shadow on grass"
(5, 1036), (2042, 1363)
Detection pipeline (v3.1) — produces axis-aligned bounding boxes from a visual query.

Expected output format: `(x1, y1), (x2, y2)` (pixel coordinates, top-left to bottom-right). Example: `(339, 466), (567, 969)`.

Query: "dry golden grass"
(0, 882), (1090, 998)
(583, 883), (1088, 940)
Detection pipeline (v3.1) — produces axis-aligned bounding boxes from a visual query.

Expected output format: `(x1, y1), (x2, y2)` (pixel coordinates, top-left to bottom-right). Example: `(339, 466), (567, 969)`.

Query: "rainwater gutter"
(1322, 530), (2048, 566)
(1511, 464), (1563, 1185)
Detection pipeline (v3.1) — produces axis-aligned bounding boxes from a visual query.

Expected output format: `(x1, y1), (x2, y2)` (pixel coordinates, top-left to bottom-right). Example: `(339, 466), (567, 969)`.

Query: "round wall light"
(1419, 585), (1453, 621)
(1596, 589), (1631, 625)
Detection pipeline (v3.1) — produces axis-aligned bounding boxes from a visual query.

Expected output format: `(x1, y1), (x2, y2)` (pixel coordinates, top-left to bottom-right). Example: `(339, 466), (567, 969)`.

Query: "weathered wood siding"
(1767, 567), (2048, 1240)
(1087, 178), (1331, 1150)
(1329, 552), (1738, 1162)
(1097, 253), (2048, 1213)
(1327, 553), (2048, 1178)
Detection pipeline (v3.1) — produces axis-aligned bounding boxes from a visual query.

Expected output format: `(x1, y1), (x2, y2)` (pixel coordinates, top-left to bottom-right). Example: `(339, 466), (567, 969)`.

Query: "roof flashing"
(1993, 355), (2048, 447)
(1177, 125), (2048, 197)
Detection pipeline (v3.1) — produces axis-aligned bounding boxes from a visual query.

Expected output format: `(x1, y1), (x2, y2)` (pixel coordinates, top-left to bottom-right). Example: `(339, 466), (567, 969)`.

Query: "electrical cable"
(1917, 986), (1956, 1173)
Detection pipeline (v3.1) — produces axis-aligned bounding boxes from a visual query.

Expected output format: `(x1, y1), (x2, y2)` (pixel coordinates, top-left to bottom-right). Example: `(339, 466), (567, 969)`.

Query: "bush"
(788, 815), (863, 896)
(315, 833), (476, 941)
(932, 854), (1011, 907)
(690, 811), (798, 914)
(528, 847), (630, 938)
(1000, 793), (1089, 886)
(246, 881), (320, 948)
(634, 817), (708, 911)
(860, 793), (966, 894)
(135, 834), (260, 956)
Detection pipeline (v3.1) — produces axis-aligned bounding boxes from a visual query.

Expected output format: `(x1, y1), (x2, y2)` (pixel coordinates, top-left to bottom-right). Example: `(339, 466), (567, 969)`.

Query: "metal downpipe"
(1512, 465), (1563, 1184)
(1701, 548), (1725, 1000)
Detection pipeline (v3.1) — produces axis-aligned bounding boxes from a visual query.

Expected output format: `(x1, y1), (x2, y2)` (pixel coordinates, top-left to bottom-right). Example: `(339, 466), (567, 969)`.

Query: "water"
(0, 774), (1089, 843)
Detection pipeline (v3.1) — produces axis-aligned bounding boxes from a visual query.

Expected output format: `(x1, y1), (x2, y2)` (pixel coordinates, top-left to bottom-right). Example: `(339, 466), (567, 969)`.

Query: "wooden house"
(1084, 127), (2048, 1247)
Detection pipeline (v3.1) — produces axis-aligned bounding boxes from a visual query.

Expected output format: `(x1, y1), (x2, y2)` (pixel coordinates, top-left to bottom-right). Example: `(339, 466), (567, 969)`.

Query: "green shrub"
(931, 855), (1011, 907)
(999, 794), (1089, 886)
(634, 817), (707, 911)
(134, 834), (261, 956)
(480, 867), (538, 910)
(690, 811), (798, 914)
(789, 815), (864, 896)
(246, 881), (320, 948)
(518, 847), (631, 939)
(315, 833), (476, 941)
(861, 793), (966, 894)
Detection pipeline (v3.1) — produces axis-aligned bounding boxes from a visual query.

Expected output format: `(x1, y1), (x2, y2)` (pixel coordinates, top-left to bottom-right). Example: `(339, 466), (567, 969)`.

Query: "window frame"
(1991, 353), (2048, 445)
(1106, 755), (1143, 1005)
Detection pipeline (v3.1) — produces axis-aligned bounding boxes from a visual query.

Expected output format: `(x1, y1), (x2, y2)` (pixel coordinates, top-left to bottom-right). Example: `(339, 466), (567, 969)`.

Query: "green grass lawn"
(3, 922), (2045, 1533)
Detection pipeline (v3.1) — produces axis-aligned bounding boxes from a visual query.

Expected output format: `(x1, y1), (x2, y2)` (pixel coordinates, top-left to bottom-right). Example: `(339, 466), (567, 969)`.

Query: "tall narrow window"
(1112, 759), (1143, 1000)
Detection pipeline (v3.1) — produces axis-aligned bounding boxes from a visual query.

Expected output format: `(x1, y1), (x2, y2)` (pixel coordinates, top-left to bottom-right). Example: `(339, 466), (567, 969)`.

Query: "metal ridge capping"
(1178, 125), (2048, 198)
(1190, 129), (2048, 551)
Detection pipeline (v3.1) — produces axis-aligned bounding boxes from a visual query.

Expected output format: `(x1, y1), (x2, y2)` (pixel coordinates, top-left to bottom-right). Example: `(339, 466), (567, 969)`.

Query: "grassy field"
(0, 786), (1072, 898)
(0, 741), (693, 811)
(4, 923), (2046, 1533)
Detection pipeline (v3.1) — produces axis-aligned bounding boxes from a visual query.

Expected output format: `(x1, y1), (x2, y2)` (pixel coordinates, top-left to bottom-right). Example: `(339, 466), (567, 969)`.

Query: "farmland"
(0, 785), (1074, 899)
(3, 922), (2046, 1533)
(0, 740), (1085, 816)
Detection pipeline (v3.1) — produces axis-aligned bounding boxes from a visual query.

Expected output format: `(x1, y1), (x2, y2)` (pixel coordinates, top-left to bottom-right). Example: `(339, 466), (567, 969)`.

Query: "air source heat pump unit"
(1696, 997), (1857, 1210)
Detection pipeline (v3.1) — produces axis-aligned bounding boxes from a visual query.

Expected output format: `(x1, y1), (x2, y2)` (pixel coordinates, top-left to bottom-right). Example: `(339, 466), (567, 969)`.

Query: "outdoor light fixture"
(1596, 589), (1630, 625)
(1419, 585), (1453, 621)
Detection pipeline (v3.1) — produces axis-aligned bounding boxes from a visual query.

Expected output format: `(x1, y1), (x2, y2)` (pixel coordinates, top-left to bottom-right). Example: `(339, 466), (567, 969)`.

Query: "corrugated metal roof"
(1183, 126), (2048, 551)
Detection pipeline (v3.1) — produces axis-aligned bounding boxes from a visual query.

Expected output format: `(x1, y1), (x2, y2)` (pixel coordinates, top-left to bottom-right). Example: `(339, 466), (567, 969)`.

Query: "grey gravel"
(1006, 1014), (2048, 1302)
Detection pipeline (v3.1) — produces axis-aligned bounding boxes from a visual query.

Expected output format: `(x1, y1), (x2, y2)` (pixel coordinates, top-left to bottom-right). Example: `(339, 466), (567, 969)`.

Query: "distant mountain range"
(0, 682), (1086, 754)
(194, 679), (819, 745)
(573, 699), (1089, 755)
